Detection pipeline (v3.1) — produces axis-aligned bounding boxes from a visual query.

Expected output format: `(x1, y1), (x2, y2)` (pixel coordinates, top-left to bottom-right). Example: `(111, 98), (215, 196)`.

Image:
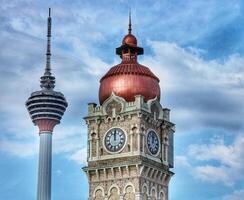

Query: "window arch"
(107, 117), (112, 122)
(123, 183), (135, 200)
(108, 184), (120, 200)
(91, 132), (97, 157)
(142, 184), (148, 200)
(159, 190), (166, 200)
(93, 186), (104, 200)
(117, 115), (121, 121)
(150, 187), (157, 200)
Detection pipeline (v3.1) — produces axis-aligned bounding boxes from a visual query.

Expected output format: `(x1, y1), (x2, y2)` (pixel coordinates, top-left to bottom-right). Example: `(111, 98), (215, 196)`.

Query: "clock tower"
(83, 15), (175, 200)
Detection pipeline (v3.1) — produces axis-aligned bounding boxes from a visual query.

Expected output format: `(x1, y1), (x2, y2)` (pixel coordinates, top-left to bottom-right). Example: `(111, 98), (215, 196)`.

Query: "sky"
(0, 0), (244, 199)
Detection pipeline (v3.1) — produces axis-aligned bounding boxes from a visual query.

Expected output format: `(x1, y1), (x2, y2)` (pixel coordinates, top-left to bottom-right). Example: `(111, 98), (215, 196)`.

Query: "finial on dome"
(116, 10), (144, 56)
(128, 11), (132, 34)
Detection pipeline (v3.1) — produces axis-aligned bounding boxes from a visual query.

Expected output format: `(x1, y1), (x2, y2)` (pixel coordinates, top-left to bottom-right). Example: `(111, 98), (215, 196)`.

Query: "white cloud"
(0, 139), (38, 157)
(175, 155), (190, 168)
(193, 165), (234, 186)
(68, 148), (87, 165)
(142, 41), (244, 132)
(223, 189), (244, 200)
(188, 138), (237, 168)
(186, 134), (244, 186)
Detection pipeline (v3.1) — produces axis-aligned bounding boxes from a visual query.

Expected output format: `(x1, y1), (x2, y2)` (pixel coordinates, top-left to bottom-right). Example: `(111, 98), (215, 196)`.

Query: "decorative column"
(130, 130), (133, 153)
(89, 138), (92, 160)
(96, 137), (99, 159)
(161, 136), (164, 162)
(142, 132), (145, 154)
(165, 143), (169, 164)
(137, 130), (140, 153)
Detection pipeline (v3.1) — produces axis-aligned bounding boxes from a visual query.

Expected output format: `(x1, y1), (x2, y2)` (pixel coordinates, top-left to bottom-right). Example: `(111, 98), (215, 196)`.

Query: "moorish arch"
(108, 184), (120, 200)
(93, 186), (104, 200)
(123, 183), (135, 200)
(142, 184), (149, 200)
(150, 187), (157, 200)
(159, 189), (166, 200)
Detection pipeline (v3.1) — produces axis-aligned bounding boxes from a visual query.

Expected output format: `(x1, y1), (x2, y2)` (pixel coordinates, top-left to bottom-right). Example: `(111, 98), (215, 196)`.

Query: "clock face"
(104, 128), (126, 152)
(147, 130), (159, 155)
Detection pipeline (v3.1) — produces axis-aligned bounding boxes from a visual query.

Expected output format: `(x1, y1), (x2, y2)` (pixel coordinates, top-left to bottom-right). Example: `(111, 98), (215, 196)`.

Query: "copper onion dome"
(99, 13), (160, 104)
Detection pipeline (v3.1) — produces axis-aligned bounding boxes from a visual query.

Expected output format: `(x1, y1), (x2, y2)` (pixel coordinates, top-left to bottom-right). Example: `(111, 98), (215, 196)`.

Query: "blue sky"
(0, 0), (244, 199)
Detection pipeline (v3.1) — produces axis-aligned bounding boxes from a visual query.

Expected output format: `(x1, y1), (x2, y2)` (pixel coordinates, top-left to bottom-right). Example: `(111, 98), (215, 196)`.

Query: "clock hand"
(114, 131), (116, 141)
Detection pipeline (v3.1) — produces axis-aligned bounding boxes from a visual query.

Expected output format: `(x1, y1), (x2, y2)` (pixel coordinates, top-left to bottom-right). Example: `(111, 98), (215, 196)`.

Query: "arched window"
(94, 189), (103, 200)
(91, 132), (97, 157)
(107, 117), (112, 122)
(93, 187), (104, 200)
(159, 190), (165, 200)
(108, 187), (119, 200)
(100, 147), (103, 156)
(128, 144), (131, 151)
(124, 185), (135, 200)
(142, 185), (148, 200)
(151, 188), (157, 200)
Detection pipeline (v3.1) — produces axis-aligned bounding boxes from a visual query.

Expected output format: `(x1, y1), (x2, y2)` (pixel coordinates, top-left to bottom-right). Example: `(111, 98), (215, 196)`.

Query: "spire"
(128, 11), (132, 34)
(45, 8), (52, 76)
(40, 8), (55, 90)
(116, 10), (143, 57)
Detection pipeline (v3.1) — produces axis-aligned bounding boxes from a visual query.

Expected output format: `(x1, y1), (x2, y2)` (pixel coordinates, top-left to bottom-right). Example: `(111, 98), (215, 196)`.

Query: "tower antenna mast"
(45, 8), (52, 76)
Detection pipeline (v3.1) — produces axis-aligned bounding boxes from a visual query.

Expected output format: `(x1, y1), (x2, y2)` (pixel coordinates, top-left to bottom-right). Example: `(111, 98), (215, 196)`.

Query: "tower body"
(37, 131), (52, 200)
(83, 16), (175, 200)
(25, 9), (68, 200)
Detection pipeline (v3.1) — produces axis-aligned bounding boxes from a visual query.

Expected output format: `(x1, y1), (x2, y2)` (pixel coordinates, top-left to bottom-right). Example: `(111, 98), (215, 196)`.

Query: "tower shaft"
(37, 132), (52, 200)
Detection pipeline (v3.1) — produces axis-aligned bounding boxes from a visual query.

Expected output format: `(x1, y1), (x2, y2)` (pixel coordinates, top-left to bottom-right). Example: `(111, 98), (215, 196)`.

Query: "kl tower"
(25, 8), (68, 200)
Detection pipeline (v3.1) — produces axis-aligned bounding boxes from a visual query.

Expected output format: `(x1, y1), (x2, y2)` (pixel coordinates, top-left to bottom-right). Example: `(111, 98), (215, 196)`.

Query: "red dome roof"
(98, 14), (160, 105)
(99, 60), (160, 104)
(122, 34), (137, 46)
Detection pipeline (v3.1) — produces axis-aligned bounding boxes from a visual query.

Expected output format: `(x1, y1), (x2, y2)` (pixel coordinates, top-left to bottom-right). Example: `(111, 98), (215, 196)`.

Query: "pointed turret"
(116, 12), (143, 56)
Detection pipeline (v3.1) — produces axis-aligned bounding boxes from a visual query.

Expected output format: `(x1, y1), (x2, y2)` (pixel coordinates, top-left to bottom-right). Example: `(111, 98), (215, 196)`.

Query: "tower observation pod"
(25, 8), (68, 200)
